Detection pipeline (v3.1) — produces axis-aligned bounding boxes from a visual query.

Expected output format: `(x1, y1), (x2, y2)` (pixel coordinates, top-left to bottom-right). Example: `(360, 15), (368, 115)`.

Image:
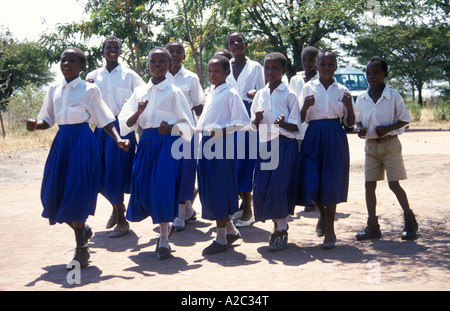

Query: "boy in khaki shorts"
(355, 57), (418, 241)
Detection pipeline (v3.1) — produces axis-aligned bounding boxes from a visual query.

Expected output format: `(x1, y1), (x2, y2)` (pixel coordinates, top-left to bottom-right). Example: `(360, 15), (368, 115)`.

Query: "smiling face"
(103, 41), (121, 64)
(60, 49), (85, 83)
(317, 52), (337, 81)
(148, 49), (171, 83)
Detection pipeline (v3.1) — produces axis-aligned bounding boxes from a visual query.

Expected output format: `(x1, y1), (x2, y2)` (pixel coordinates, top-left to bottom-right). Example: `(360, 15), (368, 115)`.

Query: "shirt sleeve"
(118, 90), (139, 136)
(86, 86), (115, 128)
(189, 76), (206, 107)
(37, 86), (56, 127)
(229, 90), (251, 129)
(172, 89), (195, 141)
(286, 92), (301, 129)
(394, 93), (411, 123)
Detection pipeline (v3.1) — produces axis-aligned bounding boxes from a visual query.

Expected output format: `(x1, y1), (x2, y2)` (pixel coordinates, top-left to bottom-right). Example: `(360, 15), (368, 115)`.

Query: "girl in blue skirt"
(86, 36), (145, 237)
(251, 52), (301, 252)
(299, 50), (355, 249)
(165, 40), (205, 232)
(26, 48), (130, 269)
(118, 47), (194, 260)
(196, 55), (250, 255)
(226, 31), (265, 227)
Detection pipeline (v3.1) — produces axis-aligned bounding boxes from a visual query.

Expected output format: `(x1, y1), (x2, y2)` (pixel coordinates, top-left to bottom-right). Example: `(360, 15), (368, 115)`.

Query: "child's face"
(60, 49), (85, 82)
(103, 41), (121, 63)
(148, 50), (170, 79)
(301, 53), (317, 74)
(264, 59), (286, 85)
(227, 33), (246, 57)
(167, 44), (185, 68)
(366, 62), (388, 88)
(207, 60), (230, 86)
(317, 53), (337, 80)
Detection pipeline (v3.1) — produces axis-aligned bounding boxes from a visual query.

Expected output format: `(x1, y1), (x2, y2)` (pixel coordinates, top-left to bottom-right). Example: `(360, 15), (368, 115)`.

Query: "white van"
(333, 67), (368, 102)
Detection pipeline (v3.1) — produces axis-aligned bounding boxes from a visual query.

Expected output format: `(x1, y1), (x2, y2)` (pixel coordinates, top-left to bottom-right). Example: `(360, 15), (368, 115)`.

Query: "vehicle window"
(334, 74), (368, 90)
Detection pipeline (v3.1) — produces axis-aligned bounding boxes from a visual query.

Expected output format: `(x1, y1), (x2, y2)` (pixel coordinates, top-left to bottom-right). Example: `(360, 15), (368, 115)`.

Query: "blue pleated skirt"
(299, 118), (350, 205)
(41, 123), (101, 225)
(236, 100), (256, 192)
(197, 134), (239, 220)
(94, 117), (137, 205)
(253, 136), (300, 221)
(178, 135), (198, 202)
(126, 128), (181, 224)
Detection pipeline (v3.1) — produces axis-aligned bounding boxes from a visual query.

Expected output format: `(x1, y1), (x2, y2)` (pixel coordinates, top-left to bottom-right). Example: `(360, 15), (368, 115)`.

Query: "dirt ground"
(0, 129), (449, 292)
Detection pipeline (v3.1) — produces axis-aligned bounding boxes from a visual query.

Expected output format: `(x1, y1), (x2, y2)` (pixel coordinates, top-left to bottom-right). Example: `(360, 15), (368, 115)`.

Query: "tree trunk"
(0, 111), (6, 138)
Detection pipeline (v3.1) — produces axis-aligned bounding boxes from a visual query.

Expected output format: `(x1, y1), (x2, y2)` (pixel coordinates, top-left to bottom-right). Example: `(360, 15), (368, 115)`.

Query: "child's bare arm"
(301, 95), (315, 123)
(246, 89), (257, 99)
(25, 119), (50, 131)
(342, 92), (355, 127)
(275, 115), (299, 132)
(192, 104), (204, 116)
(126, 99), (148, 128)
(251, 109), (264, 130)
(375, 120), (409, 137)
(357, 122), (368, 139)
(103, 123), (130, 152)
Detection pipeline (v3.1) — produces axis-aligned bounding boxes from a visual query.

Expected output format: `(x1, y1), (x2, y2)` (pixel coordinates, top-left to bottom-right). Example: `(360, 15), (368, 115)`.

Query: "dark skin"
(301, 53), (318, 83)
(300, 52), (355, 244)
(252, 58), (299, 133)
(166, 43), (203, 116)
(26, 49), (130, 229)
(357, 62), (411, 220)
(125, 50), (174, 135)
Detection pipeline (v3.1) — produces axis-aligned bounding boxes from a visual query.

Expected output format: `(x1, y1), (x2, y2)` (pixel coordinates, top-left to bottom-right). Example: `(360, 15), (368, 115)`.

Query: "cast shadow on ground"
(25, 264), (133, 288)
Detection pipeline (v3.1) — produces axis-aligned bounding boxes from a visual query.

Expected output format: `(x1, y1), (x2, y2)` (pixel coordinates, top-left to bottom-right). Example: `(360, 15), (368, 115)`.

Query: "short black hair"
(367, 57), (389, 73)
(264, 52), (287, 68)
(148, 46), (172, 62)
(165, 40), (185, 53)
(63, 47), (86, 65)
(301, 46), (319, 58)
(102, 36), (122, 52)
(215, 49), (233, 60)
(317, 49), (337, 66)
(208, 55), (230, 71)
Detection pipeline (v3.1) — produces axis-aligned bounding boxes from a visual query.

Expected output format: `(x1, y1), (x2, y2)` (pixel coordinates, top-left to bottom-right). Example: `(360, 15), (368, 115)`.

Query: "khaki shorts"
(365, 135), (407, 181)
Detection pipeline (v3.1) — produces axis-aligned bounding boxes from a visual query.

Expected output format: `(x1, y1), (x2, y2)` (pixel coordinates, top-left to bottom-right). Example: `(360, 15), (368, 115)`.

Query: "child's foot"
(235, 215), (255, 227)
(315, 218), (325, 237)
(202, 241), (227, 255)
(356, 217), (381, 240)
(322, 234), (337, 249)
(109, 221), (130, 238)
(105, 211), (117, 229)
(401, 209), (418, 240)
(268, 229), (288, 252)
(67, 246), (90, 269)
(226, 232), (241, 246)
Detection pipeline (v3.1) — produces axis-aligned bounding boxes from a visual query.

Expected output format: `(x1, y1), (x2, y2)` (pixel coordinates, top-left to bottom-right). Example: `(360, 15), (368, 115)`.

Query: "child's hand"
(342, 92), (352, 109)
(247, 89), (257, 99)
(274, 115), (286, 127)
(137, 99), (149, 115)
(26, 119), (37, 132)
(303, 95), (315, 110)
(375, 125), (390, 138)
(86, 78), (94, 83)
(159, 121), (172, 135)
(358, 127), (368, 139)
(255, 109), (264, 123)
(117, 139), (130, 152)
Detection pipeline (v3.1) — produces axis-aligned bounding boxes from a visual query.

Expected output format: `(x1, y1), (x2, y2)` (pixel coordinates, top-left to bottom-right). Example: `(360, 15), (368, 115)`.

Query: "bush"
(430, 98), (450, 121)
(405, 98), (422, 121)
(3, 84), (45, 132)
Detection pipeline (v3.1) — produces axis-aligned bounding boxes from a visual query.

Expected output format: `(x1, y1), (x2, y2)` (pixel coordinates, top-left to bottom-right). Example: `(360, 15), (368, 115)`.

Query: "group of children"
(26, 31), (418, 269)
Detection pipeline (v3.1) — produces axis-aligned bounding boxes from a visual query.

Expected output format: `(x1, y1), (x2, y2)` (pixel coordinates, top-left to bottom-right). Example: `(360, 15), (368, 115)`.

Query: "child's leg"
(313, 201), (326, 237)
(159, 223), (171, 249)
(67, 221), (90, 269)
(239, 191), (253, 221)
(174, 202), (186, 230)
(365, 181), (378, 218)
(388, 181), (410, 212)
(269, 217), (289, 252)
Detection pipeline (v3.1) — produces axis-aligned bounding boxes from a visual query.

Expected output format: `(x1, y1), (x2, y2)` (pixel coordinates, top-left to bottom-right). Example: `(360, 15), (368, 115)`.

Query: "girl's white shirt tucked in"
(355, 84), (411, 140)
(226, 57), (265, 102)
(38, 77), (115, 128)
(86, 64), (145, 116)
(299, 79), (354, 126)
(118, 78), (194, 141)
(289, 71), (319, 140)
(196, 83), (250, 132)
(166, 65), (206, 110)
(251, 82), (301, 142)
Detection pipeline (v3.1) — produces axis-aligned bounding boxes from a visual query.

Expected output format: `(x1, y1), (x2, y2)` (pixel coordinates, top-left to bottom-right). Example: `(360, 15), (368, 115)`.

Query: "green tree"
(0, 30), (54, 137)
